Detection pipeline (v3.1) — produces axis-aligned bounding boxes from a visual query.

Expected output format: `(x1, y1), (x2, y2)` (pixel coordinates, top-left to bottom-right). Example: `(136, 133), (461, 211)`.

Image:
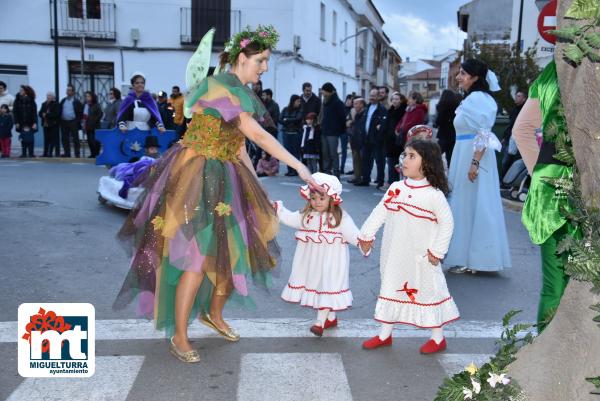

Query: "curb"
(1, 156), (97, 164)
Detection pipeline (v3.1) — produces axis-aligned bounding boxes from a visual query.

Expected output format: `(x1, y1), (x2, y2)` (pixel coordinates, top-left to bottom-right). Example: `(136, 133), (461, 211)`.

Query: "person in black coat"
(384, 92), (407, 184)
(279, 94), (304, 176)
(83, 91), (104, 158)
(59, 84), (84, 157)
(319, 82), (346, 177)
(300, 82), (321, 119)
(157, 91), (175, 130)
(434, 89), (461, 166)
(13, 85), (38, 157)
(356, 88), (387, 188)
(39, 92), (61, 157)
(349, 97), (367, 184)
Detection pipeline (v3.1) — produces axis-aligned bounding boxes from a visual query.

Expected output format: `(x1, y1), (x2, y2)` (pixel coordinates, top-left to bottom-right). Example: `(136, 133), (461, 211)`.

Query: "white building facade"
(0, 0), (399, 108)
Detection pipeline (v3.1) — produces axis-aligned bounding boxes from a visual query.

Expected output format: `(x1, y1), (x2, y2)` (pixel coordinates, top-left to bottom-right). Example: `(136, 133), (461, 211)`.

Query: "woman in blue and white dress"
(445, 59), (511, 274)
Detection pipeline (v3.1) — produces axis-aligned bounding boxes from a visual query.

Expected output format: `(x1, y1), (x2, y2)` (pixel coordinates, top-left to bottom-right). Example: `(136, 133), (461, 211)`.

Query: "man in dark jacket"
(349, 97), (367, 184)
(59, 84), (83, 157)
(157, 91), (174, 130)
(356, 88), (387, 188)
(300, 82), (321, 120)
(39, 92), (61, 157)
(319, 82), (346, 177)
(261, 89), (280, 137)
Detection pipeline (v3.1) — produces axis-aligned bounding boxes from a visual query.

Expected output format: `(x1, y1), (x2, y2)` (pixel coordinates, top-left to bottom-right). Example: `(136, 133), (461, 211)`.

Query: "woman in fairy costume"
(113, 26), (319, 363)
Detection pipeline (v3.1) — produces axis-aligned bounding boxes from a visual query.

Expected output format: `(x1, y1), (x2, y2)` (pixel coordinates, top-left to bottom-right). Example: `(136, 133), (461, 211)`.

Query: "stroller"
(501, 158), (529, 202)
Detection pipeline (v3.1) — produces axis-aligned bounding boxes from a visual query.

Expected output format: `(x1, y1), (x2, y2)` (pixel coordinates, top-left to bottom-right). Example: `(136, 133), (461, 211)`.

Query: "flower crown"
(224, 25), (279, 64)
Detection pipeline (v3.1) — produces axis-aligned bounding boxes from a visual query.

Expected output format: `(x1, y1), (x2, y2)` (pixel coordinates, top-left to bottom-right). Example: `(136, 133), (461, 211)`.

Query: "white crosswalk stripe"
(6, 356), (145, 401)
(0, 318), (506, 342)
(237, 353), (353, 401)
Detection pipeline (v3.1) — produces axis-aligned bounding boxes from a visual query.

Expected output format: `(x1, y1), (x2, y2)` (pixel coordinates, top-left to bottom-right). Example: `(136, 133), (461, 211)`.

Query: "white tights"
(315, 309), (336, 327)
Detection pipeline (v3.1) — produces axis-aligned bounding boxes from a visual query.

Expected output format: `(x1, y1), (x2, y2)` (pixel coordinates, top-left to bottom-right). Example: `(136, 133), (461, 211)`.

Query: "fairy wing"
(184, 28), (215, 118)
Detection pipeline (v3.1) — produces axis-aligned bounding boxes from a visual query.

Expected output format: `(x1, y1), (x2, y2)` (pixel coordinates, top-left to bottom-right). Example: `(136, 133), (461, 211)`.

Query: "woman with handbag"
(13, 85), (38, 158)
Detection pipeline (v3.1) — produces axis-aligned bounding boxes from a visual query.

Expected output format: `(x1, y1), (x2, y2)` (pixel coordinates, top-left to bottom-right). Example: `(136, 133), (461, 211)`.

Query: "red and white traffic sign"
(538, 0), (557, 44)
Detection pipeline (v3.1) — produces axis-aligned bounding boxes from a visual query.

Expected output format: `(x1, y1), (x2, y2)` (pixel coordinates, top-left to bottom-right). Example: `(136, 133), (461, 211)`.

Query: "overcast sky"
(372, 0), (468, 61)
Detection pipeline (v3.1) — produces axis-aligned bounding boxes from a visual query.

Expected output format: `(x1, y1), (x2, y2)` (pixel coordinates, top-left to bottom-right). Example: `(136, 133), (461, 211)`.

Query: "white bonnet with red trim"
(299, 172), (343, 205)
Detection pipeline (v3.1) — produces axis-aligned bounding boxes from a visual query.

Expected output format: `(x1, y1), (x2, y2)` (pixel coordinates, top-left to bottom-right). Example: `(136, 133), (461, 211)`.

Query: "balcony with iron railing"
(49, 0), (116, 41)
(180, 7), (241, 46)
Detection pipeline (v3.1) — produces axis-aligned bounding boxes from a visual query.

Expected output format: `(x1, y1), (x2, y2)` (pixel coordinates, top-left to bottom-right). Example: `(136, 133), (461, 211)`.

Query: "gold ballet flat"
(200, 313), (240, 342)
(169, 337), (201, 363)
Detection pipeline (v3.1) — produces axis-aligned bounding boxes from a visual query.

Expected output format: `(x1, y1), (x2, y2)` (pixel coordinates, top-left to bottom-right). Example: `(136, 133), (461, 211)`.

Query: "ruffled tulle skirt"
(112, 143), (280, 335)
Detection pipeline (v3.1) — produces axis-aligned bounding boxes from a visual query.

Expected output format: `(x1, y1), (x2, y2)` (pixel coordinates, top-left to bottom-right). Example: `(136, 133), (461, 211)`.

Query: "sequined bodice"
(181, 114), (244, 161)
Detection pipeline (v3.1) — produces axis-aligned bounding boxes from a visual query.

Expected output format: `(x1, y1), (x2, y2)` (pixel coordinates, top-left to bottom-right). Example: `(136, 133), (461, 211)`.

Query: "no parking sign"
(538, 0), (557, 44)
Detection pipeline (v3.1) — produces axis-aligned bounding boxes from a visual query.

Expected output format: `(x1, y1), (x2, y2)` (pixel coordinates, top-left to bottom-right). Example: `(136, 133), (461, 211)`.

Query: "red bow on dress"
(397, 281), (418, 302)
(385, 188), (400, 203)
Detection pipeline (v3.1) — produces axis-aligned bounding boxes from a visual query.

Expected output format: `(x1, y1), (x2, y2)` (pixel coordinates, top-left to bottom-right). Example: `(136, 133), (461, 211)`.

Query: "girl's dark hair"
(218, 41), (269, 71)
(436, 89), (461, 113)
(461, 59), (490, 95)
(20, 85), (36, 99)
(130, 74), (145, 86)
(85, 91), (97, 104)
(405, 139), (449, 196)
(0, 104), (9, 112)
(301, 195), (343, 228)
(110, 87), (121, 100)
(287, 94), (301, 110)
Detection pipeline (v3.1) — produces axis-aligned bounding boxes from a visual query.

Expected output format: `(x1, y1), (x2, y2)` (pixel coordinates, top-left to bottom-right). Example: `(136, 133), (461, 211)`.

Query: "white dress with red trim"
(275, 201), (359, 311)
(358, 178), (460, 328)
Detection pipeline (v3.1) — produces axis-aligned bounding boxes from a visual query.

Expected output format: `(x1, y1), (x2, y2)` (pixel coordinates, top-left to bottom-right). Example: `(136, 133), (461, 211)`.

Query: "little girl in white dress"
(274, 173), (361, 336)
(359, 139), (459, 354)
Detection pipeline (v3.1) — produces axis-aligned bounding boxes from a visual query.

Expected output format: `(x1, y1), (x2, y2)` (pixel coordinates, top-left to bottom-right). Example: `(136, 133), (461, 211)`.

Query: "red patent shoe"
(362, 335), (392, 349)
(419, 338), (446, 354)
(310, 325), (324, 337)
(323, 318), (338, 330)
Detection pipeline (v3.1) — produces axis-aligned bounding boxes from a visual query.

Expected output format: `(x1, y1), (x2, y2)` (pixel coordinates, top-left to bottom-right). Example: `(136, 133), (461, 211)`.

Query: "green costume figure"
(521, 61), (576, 332)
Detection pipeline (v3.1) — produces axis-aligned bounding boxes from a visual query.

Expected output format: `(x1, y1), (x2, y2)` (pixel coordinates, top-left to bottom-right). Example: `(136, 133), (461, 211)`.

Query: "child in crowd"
(274, 173), (360, 336)
(256, 151), (279, 177)
(358, 139), (459, 354)
(0, 104), (13, 158)
(300, 112), (320, 173)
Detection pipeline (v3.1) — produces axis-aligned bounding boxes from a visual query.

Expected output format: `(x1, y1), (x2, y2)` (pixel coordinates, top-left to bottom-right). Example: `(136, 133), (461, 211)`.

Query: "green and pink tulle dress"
(113, 73), (280, 335)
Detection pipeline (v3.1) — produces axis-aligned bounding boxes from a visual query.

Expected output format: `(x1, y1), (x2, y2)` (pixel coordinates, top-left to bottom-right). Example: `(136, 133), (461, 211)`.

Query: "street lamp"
(339, 26), (369, 45)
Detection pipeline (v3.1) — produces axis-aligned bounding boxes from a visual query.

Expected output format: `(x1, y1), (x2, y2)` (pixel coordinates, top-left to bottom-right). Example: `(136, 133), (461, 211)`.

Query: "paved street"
(0, 159), (541, 401)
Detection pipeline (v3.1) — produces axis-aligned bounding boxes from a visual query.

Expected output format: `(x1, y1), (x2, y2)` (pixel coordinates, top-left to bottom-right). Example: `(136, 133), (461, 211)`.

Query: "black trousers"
(21, 141), (34, 157)
(44, 125), (60, 156)
(86, 129), (100, 157)
(361, 141), (385, 185)
(61, 120), (80, 157)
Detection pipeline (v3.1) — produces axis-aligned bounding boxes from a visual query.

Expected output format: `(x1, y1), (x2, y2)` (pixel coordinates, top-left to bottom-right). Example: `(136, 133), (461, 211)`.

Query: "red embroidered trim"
(374, 316), (460, 329)
(281, 298), (351, 311)
(295, 234), (349, 244)
(383, 203), (438, 222)
(287, 283), (351, 295)
(403, 179), (431, 189)
(377, 295), (453, 306)
(357, 237), (375, 244)
(427, 249), (442, 261)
